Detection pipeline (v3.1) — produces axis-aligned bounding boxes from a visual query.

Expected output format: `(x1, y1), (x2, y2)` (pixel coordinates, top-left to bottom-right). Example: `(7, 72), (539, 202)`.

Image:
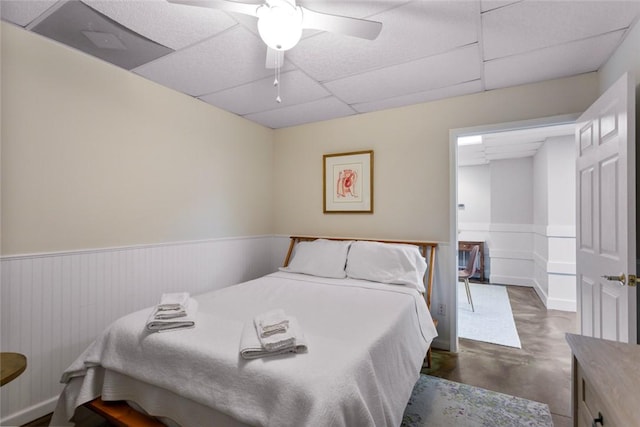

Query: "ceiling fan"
(167, 0), (383, 68)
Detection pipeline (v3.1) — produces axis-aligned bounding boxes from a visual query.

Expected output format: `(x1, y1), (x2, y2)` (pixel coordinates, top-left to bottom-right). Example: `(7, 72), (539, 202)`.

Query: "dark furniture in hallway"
(459, 240), (486, 282)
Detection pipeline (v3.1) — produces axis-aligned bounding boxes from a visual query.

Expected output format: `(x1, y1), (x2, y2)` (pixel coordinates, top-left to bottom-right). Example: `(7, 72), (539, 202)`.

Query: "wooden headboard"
(282, 236), (438, 310)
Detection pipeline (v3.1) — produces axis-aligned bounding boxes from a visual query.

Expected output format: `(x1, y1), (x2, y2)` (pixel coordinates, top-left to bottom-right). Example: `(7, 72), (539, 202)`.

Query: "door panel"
(579, 123), (594, 153)
(599, 156), (618, 257)
(601, 286), (620, 341)
(576, 72), (636, 343)
(580, 276), (595, 336)
(579, 168), (595, 251)
(599, 103), (618, 141)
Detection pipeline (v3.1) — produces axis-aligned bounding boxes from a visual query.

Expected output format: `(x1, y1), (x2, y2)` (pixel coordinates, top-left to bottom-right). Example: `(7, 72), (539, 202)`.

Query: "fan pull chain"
(273, 52), (282, 103)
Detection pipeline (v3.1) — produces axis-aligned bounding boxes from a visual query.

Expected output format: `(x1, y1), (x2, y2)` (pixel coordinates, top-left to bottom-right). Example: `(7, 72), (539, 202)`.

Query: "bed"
(50, 236), (439, 427)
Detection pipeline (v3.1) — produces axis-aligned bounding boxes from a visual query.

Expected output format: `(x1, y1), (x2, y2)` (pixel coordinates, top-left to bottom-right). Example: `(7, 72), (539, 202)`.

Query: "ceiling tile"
(460, 144), (485, 154)
(487, 150), (537, 160)
(325, 44), (481, 104)
(484, 30), (625, 90)
(133, 26), (293, 97)
(483, 123), (573, 145)
(31, 1), (173, 70)
(483, 0), (640, 60)
(199, 70), (330, 115)
(0, 0), (57, 27)
(300, 0), (412, 20)
(288, 0), (479, 82)
(484, 141), (542, 153)
(244, 97), (355, 129)
(352, 79), (482, 113)
(83, 0), (238, 50)
(458, 122), (574, 166)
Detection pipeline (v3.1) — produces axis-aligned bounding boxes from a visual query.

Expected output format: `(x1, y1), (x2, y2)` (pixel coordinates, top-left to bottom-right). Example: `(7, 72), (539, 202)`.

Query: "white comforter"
(51, 272), (438, 427)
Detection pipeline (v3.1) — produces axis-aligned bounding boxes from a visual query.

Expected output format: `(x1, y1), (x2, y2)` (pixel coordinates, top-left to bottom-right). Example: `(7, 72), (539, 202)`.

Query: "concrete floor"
(423, 285), (577, 427)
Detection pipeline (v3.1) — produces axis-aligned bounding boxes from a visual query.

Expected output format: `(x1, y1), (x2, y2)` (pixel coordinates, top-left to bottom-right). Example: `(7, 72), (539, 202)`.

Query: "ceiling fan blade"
(167, 0), (260, 17)
(265, 47), (285, 69)
(300, 7), (382, 40)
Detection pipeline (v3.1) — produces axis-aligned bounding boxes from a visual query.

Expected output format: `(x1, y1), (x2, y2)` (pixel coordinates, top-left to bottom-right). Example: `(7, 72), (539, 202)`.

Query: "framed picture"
(323, 150), (373, 213)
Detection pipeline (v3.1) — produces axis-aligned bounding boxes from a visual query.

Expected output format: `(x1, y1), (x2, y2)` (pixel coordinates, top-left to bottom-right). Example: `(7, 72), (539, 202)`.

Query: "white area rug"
(458, 282), (522, 348)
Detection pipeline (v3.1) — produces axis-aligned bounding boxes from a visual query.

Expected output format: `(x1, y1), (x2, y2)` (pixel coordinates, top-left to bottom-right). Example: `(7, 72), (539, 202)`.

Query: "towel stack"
(146, 292), (197, 332)
(240, 309), (308, 359)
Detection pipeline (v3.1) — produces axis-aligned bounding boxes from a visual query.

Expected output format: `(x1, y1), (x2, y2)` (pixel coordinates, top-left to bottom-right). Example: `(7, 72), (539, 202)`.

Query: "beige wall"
(272, 74), (599, 243)
(1, 23), (274, 255)
(1, 20), (608, 254)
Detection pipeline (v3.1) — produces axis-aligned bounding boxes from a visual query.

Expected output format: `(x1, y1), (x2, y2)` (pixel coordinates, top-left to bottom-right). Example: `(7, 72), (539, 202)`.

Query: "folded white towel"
(254, 309), (290, 337)
(255, 317), (295, 351)
(158, 292), (190, 311)
(240, 315), (307, 360)
(153, 307), (186, 319)
(147, 298), (197, 332)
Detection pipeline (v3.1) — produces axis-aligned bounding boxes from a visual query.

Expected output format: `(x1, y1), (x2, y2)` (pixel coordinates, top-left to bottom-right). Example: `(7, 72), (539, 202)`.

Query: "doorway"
(448, 114), (579, 352)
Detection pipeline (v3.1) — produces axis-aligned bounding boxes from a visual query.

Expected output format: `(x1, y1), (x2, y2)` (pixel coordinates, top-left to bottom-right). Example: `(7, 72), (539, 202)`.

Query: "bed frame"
(85, 236), (439, 426)
(84, 398), (165, 427)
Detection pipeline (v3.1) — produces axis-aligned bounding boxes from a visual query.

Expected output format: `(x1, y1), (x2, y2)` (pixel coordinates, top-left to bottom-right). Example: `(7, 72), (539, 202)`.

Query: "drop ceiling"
(457, 122), (575, 166)
(2, 0), (640, 129)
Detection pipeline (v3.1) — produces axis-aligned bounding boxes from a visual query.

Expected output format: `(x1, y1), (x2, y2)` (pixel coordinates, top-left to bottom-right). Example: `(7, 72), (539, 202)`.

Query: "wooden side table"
(1, 352), (27, 386)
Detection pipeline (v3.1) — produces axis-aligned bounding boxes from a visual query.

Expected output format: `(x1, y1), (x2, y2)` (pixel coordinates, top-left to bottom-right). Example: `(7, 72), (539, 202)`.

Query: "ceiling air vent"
(31, 1), (172, 70)
(81, 30), (127, 50)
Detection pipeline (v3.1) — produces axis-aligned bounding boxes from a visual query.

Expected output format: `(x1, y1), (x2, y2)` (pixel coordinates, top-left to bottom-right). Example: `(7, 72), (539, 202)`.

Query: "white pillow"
(345, 241), (428, 292)
(280, 239), (352, 278)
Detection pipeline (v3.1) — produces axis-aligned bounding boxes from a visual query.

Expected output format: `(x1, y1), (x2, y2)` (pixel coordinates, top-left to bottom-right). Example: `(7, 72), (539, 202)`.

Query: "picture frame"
(323, 150), (373, 213)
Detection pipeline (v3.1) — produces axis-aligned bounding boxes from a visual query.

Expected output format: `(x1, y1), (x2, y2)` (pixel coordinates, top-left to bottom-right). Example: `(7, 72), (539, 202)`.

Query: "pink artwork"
(337, 168), (358, 198)
(323, 150), (372, 213)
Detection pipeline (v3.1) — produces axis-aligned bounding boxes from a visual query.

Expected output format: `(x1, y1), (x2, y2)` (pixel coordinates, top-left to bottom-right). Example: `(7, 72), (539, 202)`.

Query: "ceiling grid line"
(475, 0), (487, 92)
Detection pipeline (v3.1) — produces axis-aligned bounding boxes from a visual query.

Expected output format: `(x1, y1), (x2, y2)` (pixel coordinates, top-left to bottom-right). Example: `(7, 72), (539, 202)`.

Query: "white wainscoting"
(459, 222), (536, 287)
(533, 225), (576, 311)
(459, 222), (576, 311)
(0, 235), (289, 426)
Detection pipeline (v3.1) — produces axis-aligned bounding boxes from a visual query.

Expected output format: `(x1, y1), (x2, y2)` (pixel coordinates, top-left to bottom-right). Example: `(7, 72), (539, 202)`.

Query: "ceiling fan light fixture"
(257, 3), (303, 51)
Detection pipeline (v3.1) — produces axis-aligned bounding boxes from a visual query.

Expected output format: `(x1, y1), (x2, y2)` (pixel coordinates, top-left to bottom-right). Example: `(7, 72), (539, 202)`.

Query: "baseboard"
(532, 279), (550, 308)
(547, 297), (577, 312)
(0, 396), (58, 427)
(431, 337), (450, 351)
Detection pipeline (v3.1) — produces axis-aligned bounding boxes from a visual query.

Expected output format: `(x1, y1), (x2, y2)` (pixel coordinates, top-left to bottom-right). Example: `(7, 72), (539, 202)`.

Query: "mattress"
(51, 271), (438, 427)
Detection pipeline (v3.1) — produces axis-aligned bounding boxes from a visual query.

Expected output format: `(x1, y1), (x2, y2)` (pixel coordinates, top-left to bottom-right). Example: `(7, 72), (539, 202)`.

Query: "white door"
(576, 72), (636, 343)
